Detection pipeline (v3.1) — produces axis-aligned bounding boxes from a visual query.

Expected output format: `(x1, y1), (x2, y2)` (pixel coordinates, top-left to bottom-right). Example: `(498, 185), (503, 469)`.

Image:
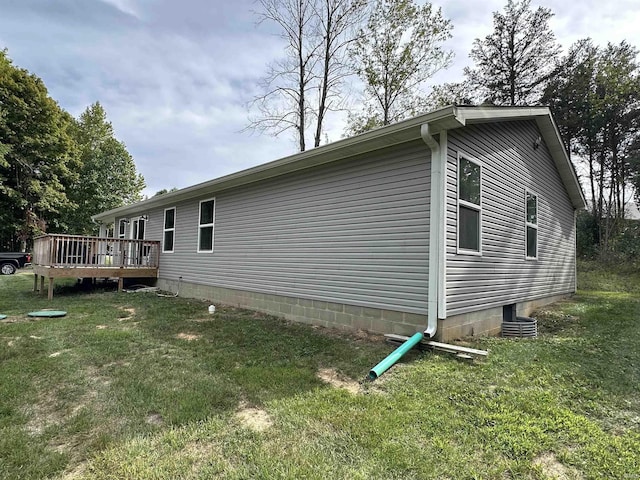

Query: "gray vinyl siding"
(446, 120), (576, 316)
(144, 141), (431, 313)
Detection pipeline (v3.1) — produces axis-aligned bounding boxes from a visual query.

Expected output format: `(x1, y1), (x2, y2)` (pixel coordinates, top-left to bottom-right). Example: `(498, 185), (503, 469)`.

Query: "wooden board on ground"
(384, 334), (489, 358)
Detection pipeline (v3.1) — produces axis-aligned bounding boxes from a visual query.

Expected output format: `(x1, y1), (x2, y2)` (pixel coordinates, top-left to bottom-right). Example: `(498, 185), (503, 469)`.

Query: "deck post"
(118, 277), (123, 292)
(48, 278), (54, 300)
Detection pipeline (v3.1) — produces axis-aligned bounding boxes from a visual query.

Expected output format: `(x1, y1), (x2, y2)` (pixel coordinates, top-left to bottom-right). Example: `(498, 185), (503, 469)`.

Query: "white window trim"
(525, 189), (539, 260)
(118, 219), (127, 239)
(456, 153), (483, 256)
(163, 207), (176, 253)
(197, 198), (215, 253)
(129, 216), (146, 240)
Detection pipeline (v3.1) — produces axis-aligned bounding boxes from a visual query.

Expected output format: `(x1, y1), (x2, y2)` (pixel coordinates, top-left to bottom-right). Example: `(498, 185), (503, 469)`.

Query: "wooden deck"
(32, 234), (160, 300)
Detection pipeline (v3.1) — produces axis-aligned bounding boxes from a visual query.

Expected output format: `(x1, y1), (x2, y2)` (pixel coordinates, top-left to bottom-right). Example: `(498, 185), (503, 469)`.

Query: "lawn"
(0, 265), (639, 479)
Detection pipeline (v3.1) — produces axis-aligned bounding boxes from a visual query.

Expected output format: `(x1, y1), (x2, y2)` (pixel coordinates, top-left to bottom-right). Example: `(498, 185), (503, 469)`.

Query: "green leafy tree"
(465, 0), (560, 105)
(544, 40), (640, 257)
(153, 187), (178, 197)
(426, 81), (478, 110)
(0, 50), (77, 250)
(347, 0), (453, 133)
(62, 102), (145, 235)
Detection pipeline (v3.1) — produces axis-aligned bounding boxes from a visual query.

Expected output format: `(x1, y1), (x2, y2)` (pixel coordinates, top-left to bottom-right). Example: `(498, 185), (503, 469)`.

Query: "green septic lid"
(28, 310), (67, 318)
(0, 314), (7, 320)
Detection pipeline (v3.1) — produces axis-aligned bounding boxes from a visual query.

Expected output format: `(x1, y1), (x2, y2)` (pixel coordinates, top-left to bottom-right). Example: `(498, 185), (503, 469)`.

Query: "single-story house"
(92, 105), (586, 341)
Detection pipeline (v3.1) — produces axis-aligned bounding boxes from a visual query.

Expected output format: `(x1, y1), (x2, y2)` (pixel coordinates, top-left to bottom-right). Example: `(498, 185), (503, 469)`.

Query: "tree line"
(0, 50), (144, 251)
(2, 1), (638, 259)
(249, 0), (640, 261)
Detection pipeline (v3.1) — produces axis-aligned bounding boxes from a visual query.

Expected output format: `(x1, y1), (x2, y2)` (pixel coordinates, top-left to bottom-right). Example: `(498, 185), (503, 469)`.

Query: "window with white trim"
(198, 199), (215, 252)
(457, 155), (482, 253)
(163, 207), (176, 253)
(526, 191), (538, 259)
(118, 219), (126, 239)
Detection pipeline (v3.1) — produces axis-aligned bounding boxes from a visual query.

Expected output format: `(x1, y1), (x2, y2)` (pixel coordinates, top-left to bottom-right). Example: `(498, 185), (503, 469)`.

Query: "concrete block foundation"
(159, 278), (570, 341)
(158, 279), (426, 336)
(438, 294), (570, 342)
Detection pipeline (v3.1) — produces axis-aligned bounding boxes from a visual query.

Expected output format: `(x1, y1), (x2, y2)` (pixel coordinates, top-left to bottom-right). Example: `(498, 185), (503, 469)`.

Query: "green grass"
(1, 266), (639, 479)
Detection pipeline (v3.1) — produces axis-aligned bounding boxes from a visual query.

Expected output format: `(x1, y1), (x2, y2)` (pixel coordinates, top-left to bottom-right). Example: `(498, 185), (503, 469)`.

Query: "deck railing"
(33, 234), (160, 269)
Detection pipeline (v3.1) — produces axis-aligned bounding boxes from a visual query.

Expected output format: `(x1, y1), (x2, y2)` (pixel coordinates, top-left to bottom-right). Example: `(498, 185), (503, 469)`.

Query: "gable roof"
(93, 105), (586, 225)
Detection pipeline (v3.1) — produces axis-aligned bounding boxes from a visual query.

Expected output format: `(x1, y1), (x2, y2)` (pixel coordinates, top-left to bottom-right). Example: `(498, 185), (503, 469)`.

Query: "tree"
(248, 0), (365, 151)
(153, 187), (178, 197)
(543, 40), (640, 256)
(465, 0), (560, 106)
(347, 0), (453, 132)
(0, 50), (77, 250)
(425, 81), (478, 110)
(313, 0), (366, 147)
(61, 102), (145, 235)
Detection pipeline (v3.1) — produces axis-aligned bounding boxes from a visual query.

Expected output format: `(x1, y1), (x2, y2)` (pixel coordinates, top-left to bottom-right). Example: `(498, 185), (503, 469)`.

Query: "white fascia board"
(92, 105), (585, 225)
(92, 106), (460, 224)
(455, 106), (586, 211)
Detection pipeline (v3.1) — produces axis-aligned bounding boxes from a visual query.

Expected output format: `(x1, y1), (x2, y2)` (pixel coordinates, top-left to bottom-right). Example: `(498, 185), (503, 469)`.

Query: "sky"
(1, 0), (639, 197)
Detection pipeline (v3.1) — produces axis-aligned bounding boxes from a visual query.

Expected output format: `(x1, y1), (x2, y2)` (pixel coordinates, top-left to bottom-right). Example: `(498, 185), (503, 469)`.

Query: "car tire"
(1, 263), (17, 275)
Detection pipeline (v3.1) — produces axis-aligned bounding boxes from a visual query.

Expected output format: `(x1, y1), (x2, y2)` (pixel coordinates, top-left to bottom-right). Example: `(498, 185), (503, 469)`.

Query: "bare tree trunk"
(314, 0), (332, 148)
(597, 150), (605, 245)
(588, 148), (597, 217)
(297, 0), (307, 151)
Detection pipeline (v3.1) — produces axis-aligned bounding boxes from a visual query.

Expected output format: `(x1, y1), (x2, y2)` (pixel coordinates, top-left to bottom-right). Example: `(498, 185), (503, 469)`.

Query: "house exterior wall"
(141, 140), (432, 330)
(445, 120), (576, 323)
(105, 118), (578, 339)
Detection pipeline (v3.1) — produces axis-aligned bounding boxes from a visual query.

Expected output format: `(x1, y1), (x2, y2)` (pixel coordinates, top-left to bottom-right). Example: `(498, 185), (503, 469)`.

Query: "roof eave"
(92, 105), (461, 224)
(92, 105), (586, 224)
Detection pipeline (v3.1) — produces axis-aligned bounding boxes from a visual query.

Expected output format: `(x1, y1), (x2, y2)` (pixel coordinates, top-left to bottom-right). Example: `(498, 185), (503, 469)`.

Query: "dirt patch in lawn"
(3, 336), (20, 347)
(235, 402), (273, 432)
(118, 307), (136, 321)
(58, 462), (88, 480)
(533, 452), (582, 480)
(176, 333), (201, 341)
(49, 349), (72, 358)
(146, 412), (164, 426)
(317, 368), (361, 394)
(0, 315), (29, 324)
(24, 394), (60, 436)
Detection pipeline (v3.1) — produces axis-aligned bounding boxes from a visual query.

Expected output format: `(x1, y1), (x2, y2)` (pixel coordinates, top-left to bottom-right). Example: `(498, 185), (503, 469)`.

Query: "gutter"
(420, 123), (448, 337)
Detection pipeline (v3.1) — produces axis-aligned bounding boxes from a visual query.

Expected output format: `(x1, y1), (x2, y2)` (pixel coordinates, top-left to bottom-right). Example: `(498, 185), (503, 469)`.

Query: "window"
(198, 199), (215, 252)
(457, 155), (482, 253)
(118, 219), (126, 239)
(163, 208), (176, 253)
(526, 191), (538, 259)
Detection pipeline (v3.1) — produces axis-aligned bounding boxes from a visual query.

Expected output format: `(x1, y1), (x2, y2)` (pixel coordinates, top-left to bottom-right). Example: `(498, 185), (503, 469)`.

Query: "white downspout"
(421, 124), (447, 338)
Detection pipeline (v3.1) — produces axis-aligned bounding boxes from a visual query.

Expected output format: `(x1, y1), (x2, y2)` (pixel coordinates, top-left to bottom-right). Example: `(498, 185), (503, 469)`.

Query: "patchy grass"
(1, 267), (639, 479)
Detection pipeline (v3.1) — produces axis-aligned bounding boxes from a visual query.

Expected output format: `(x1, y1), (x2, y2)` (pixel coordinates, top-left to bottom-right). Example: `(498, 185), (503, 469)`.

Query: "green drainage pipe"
(368, 332), (424, 380)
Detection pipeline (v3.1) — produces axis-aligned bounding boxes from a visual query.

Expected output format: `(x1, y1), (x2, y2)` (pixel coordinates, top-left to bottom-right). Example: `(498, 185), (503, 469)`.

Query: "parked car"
(0, 252), (31, 275)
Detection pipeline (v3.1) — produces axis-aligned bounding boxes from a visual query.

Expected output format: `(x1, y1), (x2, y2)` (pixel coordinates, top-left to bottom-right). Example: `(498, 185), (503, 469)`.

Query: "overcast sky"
(1, 0), (638, 196)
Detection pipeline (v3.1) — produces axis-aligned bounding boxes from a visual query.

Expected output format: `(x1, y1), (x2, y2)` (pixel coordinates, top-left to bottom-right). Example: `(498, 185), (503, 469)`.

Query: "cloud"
(99, 0), (141, 19)
(1, 0), (638, 200)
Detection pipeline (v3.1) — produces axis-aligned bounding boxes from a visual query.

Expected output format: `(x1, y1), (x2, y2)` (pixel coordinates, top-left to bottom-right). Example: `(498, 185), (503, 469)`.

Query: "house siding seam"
(144, 140), (431, 315)
(445, 120), (576, 317)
